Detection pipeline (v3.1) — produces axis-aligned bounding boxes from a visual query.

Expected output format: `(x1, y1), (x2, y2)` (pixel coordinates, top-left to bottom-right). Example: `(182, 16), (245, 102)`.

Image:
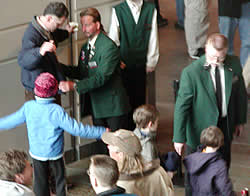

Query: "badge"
(88, 61), (98, 69)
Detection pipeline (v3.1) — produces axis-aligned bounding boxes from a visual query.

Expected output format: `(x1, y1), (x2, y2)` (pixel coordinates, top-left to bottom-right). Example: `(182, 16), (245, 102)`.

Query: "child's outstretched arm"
(0, 105), (26, 131)
(53, 107), (106, 139)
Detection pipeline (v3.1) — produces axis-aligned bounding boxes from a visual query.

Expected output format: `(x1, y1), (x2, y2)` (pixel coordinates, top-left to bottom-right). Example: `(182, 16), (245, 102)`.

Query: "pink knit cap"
(34, 72), (58, 98)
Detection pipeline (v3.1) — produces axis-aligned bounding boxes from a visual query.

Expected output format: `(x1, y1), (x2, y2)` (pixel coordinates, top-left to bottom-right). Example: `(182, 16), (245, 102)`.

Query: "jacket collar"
(35, 96), (55, 104)
(96, 186), (126, 196)
(32, 16), (53, 41)
(135, 128), (156, 139)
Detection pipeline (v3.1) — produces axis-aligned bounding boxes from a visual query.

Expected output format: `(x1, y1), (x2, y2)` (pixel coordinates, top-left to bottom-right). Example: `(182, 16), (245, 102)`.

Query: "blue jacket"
(184, 147), (235, 196)
(18, 17), (68, 92)
(0, 97), (106, 160)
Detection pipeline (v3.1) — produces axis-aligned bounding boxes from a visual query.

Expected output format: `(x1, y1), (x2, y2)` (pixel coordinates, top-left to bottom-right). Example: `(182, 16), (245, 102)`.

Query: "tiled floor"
(66, 0), (250, 195)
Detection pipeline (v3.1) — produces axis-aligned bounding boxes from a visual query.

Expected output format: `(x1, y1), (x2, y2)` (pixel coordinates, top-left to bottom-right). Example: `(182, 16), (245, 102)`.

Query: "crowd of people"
(0, 0), (249, 196)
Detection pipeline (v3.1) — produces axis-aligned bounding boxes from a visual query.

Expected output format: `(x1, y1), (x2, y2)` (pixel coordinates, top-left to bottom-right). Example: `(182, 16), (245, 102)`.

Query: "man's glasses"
(207, 53), (226, 61)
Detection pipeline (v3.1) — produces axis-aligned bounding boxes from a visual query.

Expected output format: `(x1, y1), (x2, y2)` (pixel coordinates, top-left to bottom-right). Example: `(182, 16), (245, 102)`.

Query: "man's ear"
(96, 21), (101, 30)
(46, 15), (53, 23)
(14, 173), (24, 184)
(94, 177), (98, 187)
(147, 121), (153, 128)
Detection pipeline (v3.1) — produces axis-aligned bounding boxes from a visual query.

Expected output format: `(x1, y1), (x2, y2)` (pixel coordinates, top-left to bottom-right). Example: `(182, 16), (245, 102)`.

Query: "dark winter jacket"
(96, 186), (137, 196)
(184, 147), (235, 196)
(18, 16), (68, 92)
(218, 0), (241, 18)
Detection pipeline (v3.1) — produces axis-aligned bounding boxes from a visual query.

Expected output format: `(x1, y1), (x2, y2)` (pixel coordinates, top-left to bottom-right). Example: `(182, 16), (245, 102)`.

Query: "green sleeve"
(173, 69), (193, 143)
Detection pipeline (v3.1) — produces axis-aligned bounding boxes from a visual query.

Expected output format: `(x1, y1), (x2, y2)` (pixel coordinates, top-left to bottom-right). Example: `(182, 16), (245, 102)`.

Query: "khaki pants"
(184, 0), (209, 56)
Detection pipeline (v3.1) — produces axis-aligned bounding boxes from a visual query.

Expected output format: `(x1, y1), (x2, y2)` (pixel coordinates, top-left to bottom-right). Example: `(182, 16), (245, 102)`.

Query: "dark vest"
(115, 1), (155, 68)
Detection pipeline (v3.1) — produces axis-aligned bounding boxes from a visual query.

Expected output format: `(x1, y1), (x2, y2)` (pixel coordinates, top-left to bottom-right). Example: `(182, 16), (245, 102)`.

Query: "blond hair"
(0, 150), (28, 181)
(206, 33), (228, 51)
(117, 153), (145, 175)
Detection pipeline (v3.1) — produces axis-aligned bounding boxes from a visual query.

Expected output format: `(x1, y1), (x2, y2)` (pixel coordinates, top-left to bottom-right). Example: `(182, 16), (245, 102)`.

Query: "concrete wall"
(0, 0), (121, 157)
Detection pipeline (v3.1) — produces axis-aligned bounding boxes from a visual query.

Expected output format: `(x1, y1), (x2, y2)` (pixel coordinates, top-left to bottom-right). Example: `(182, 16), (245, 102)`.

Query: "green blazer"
(63, 32), (130, 119)
(173, 55), (247, 149)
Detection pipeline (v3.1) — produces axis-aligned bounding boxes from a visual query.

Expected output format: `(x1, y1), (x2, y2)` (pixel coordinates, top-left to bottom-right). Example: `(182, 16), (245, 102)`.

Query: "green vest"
(115, 1), (155, 68)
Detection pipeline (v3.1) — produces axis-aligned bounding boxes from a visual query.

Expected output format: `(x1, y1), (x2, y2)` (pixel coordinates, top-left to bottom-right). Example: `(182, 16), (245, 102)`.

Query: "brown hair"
(43, 2), (69, 18)
(80, 7), (105, 31)
(80, 8), (101, 23)
(133, 104), (159, 129)
(90, 155), (119, 186)
(0, 150), (28, 181)
(200, 126), (224, 148)
(206, 33), (228, 51)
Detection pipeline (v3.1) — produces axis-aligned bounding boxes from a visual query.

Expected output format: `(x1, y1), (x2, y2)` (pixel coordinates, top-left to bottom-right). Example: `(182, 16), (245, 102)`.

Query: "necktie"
(85, 44), (91, 64)
(215, 66), (222, 116)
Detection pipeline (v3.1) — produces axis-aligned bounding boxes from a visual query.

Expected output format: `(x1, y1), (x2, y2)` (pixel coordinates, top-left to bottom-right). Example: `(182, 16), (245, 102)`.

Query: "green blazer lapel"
(224, 64), (233, 107)
(91, 32), (104, 60)
(201, 67), (217, 106)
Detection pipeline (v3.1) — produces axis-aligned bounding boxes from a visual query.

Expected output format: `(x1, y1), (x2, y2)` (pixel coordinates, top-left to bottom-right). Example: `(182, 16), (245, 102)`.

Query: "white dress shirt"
(210, 64), (227, 117)
(88, 33), (99, 59)
(108, 0), (159, 69)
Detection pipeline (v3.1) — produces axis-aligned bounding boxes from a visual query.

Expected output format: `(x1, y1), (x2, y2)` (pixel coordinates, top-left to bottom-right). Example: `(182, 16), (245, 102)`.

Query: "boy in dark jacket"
(88, 154), (137, 196)
(184, 126), (235, 196)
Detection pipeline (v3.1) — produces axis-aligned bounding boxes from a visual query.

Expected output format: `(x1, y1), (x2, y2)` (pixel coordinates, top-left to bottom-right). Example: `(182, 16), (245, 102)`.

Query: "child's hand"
(106, 128), (111, 132)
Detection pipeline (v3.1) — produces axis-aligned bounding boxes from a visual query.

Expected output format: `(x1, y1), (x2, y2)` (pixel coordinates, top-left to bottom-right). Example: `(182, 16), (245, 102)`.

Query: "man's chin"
(210, 62), (223, 67)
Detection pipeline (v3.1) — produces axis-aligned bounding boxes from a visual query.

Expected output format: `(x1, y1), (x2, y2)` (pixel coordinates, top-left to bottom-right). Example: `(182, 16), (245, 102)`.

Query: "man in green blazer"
(59, 8), (130, 132)
(173, 33), (247, 195)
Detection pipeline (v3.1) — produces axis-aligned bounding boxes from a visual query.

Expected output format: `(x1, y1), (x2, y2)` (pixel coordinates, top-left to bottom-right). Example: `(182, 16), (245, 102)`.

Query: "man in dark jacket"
(88, 155), (136, 196)
(18, 2), (74, 103)
(218, 0), (250, 66)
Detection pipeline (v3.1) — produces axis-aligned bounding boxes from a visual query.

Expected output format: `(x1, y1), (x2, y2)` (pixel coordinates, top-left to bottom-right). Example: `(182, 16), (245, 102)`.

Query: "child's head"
(0, 149), (33, 186)
(133, 104), (159, 131)
(200, 126), (224, 149)
(34, 72), (58, 98)
(88, 155), (119, 191)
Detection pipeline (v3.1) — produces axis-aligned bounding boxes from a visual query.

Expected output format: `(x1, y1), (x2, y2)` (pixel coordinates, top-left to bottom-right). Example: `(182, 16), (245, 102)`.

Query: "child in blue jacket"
(0, 72), (107, 196)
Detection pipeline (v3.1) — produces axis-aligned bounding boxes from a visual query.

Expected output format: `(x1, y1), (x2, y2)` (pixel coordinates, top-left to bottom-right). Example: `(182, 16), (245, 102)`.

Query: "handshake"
(59, 81), (76, 92)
